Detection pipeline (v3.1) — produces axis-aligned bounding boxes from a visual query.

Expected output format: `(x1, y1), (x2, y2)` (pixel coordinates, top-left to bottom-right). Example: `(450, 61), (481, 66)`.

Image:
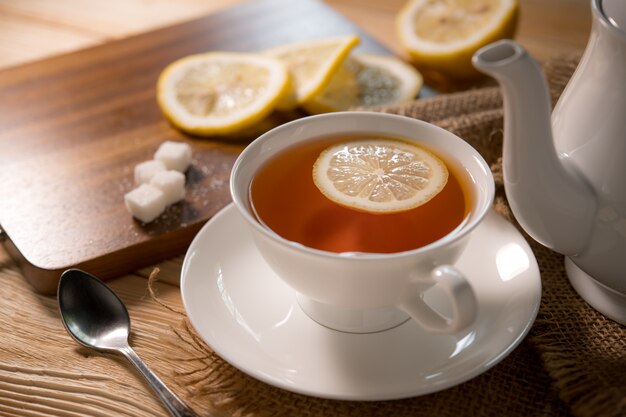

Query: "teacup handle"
(397, 265), (477, 334)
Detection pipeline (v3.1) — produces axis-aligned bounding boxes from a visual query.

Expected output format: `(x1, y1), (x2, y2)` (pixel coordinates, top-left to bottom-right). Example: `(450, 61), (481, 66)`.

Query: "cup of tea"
(230, 112), (494, 334)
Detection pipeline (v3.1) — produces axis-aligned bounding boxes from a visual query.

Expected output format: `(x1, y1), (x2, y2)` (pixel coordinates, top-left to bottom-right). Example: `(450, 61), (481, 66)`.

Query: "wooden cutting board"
(0, 0), (406, 294)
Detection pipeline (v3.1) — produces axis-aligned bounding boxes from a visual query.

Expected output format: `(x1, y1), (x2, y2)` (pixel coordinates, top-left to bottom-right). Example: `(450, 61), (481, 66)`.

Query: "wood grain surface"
(0, 0), (393, 294)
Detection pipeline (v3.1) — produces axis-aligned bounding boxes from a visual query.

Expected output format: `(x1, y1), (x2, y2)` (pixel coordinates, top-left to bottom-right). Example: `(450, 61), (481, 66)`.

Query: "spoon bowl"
(58, 269), (199, 417)
(58, 269), (130, 351)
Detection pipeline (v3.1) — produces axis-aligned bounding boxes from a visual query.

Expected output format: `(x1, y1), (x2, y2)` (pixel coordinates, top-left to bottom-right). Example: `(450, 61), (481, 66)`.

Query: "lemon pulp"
(312, 139), (448, 213)
(396, 0), (519, 79)
(265, 35), (359, 110)
(304, 54), (423, 114)
(157, 52), (289, 136)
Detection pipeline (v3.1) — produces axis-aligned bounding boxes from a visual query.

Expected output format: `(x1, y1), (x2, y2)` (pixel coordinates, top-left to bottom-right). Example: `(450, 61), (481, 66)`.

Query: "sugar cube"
(150, 170), (186, 206)
(154, 141), (192, 172)
(124, 184), (167, 223)
(134, 160), (166, 185)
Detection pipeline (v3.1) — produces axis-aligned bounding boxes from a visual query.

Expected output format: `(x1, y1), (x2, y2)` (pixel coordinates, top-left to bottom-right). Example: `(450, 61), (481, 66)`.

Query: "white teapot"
(472, 0), (626, 324)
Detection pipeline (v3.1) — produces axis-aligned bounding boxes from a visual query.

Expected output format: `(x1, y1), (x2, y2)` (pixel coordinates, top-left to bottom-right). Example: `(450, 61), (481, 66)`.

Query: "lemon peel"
(265, 35), (359, 110)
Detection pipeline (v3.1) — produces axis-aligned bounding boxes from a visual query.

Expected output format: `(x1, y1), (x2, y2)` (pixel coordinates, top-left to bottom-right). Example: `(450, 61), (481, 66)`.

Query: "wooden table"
(0, 0), (591, 68)
(0, 1), (592, 416)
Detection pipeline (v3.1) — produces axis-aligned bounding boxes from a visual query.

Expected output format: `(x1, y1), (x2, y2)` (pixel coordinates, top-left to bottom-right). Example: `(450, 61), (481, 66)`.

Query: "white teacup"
(230, 112), (494, 334)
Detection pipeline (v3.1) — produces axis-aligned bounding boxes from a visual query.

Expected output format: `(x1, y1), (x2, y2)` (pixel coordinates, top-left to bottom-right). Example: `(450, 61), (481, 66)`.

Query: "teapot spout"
(472, 40), (596, 255)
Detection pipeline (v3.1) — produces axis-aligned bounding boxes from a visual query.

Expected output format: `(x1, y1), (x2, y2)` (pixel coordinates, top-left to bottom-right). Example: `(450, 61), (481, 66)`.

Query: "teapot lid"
(598, 0), (626, 33)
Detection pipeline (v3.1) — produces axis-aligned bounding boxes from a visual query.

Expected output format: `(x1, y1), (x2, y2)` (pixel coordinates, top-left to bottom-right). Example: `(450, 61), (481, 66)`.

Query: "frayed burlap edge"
(526, 240), (626, 417)
(147, 268), (248, 417)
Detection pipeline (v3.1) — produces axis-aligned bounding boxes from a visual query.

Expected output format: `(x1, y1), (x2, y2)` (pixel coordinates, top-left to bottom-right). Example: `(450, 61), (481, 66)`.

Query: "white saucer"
(181, 204), (541, 401)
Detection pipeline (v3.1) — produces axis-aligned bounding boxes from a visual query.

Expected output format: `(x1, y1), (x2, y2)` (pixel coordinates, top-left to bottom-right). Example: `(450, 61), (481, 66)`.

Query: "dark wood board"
(0, 0), (400, 294)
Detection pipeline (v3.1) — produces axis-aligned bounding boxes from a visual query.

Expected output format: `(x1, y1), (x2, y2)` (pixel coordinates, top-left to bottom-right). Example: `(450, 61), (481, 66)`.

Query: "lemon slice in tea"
(157, 52), (289, 136)
(312, 139), (448, 213)
(264, 35), (359, 110)
(303, 53), (423, 114)
(396, 0), (519, 79)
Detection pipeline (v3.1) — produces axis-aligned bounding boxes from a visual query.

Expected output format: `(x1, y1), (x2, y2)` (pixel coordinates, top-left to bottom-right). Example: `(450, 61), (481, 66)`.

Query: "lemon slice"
(312, 139), (448, 213)
(396, 0), (519, 79)
(303, 63), (359, 114)
(303, 54), (423, 114)
(265, 35), (359, 110)
(157, 52), (289, 136)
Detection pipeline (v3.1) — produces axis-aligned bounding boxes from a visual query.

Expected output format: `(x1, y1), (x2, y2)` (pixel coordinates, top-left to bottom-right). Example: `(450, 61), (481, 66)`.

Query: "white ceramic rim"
(230, 111), (495, 261)
(595, 0), (626, 41)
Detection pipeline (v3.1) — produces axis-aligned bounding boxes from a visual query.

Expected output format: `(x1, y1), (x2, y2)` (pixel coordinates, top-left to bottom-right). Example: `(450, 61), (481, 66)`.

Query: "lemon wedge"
(265, 35), (359, 110)
(396, 0), (519, 80)
(312, 139), (448, 213)
(157, 52), (289, 136)
(303, 54), (423, 114)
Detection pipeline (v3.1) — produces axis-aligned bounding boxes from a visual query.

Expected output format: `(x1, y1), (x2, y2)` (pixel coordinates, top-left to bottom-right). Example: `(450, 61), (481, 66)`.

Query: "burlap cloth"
(150, 56), (625, 417)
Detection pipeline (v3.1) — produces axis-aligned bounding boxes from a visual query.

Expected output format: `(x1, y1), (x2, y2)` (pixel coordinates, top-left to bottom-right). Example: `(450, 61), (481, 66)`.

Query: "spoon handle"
(119, 345), (200, 417)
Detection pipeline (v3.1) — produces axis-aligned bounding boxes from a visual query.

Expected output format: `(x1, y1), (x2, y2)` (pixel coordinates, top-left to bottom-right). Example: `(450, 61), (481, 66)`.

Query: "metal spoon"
(57, 269), (199, 417)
